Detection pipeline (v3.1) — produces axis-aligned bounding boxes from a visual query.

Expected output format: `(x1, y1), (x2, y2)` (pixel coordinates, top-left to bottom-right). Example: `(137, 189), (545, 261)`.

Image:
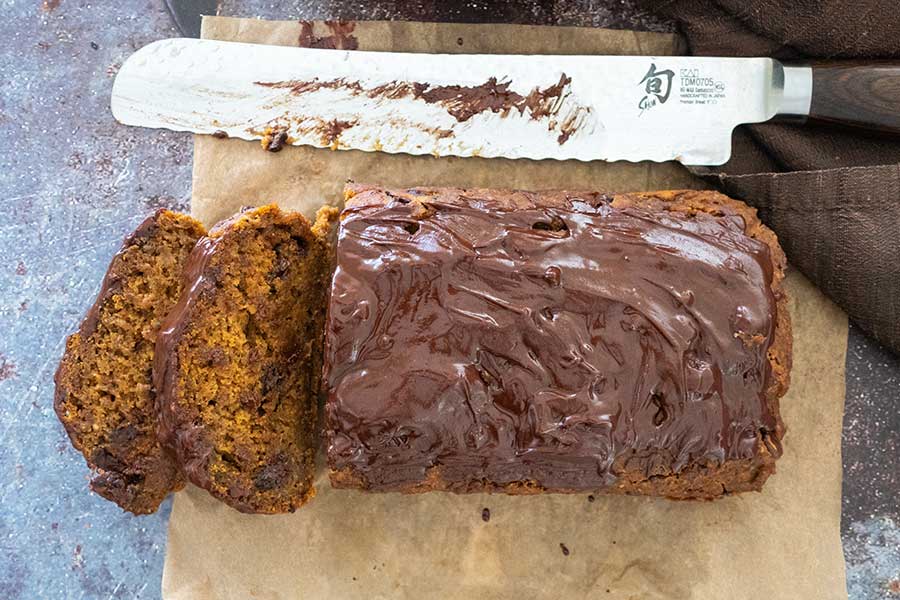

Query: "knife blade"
(111, 39), (900, 165)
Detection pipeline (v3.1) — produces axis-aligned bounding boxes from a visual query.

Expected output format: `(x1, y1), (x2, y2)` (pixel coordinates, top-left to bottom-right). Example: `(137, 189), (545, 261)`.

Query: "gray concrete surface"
(1, 1), (897, 599)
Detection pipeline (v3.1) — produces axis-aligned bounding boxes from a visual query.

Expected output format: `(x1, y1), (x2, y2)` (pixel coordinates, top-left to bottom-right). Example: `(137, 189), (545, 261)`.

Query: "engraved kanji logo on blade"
(638, 63), (675, 114)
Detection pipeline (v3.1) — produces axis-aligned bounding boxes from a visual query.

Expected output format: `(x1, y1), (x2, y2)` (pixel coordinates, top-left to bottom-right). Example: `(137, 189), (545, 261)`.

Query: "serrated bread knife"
(111, 39), (900, 165)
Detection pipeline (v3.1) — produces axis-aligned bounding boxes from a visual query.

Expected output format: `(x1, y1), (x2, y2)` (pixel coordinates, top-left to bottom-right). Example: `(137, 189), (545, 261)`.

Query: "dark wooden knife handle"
(809, 61), (900, 134)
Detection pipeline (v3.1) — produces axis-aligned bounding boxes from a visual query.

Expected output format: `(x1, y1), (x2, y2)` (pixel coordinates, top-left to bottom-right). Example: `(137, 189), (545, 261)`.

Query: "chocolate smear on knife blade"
(248, 115), (453, 152)
(321, 119), (358, 148)
(254, 73), (592, 145)
(256, 79), (365, 96)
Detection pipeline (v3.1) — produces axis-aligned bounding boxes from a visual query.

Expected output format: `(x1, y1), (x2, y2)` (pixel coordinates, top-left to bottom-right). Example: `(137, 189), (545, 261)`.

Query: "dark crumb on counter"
(15, 261), (27, 275)
(352, 577), (357, 582)
(457, 37), (464, 46)
(90, 42), (99, 50)
(560, 543), (570, 556)
(587, 494), (595, 502)
(0, 353), (17, 381)
(211, 130), (228, 139)
(481, 507), (490, 522)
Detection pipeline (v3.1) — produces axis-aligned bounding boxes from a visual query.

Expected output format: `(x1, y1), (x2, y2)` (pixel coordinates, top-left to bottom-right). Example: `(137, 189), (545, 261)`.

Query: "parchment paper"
(164, 17), (849, 599)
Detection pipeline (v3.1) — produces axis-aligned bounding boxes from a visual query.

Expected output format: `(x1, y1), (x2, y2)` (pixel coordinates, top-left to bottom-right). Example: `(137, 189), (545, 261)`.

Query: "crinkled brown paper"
(164, 16), (848, 600)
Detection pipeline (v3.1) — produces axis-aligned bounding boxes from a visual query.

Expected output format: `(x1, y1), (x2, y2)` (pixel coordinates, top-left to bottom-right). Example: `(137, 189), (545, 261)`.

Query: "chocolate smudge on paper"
(298, 21), (359, 50)
(254, 73), (592, 145)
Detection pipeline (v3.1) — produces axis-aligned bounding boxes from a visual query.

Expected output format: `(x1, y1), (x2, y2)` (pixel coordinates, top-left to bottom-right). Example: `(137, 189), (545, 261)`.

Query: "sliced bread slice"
(54, 209), (206, 514)
(154, 204), (338, 513)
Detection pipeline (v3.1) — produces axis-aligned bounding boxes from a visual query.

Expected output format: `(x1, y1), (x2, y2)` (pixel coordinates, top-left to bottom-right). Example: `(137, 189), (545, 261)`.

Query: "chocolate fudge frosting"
(324, 187), (788, 495)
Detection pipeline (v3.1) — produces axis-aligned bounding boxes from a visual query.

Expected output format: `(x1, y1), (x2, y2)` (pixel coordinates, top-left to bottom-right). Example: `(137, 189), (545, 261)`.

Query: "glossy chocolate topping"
(324, 189), (781, 491)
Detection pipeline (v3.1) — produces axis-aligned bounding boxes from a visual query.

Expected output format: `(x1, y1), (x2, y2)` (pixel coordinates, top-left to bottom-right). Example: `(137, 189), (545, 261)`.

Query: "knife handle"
(782, 61), (900, 135)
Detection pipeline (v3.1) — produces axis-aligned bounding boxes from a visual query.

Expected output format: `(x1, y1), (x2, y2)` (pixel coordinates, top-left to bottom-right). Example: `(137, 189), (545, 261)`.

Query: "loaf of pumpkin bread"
(55, 185), (791, 513)
(324, 185), (791, 499)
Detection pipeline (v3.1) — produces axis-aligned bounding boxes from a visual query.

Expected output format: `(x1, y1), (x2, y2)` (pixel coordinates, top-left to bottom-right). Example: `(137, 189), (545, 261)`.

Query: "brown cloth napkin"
(641, 0), (900, 355)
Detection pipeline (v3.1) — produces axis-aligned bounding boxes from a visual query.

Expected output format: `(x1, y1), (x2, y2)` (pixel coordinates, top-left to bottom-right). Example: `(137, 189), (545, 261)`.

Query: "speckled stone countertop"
(1, 1), (897, 599)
